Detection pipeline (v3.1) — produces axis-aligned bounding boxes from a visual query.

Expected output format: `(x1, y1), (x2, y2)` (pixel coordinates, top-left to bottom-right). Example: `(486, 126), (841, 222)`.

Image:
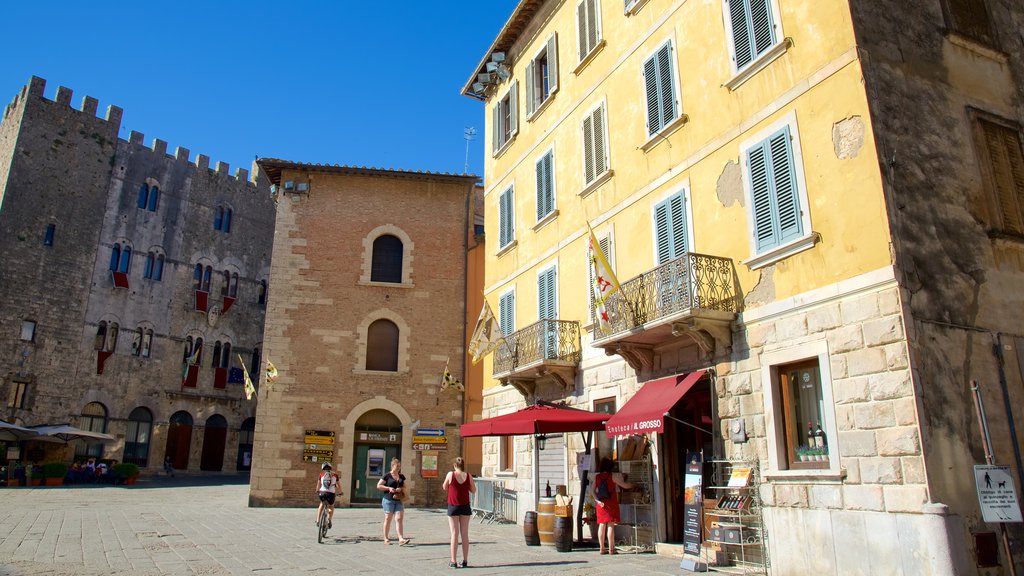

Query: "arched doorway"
(200, 414), (228, 471)
(351, 409), (402, 503)
(165, 411), (193, 471)
(123, 407), (153, 466)
(237, 417), (255, 471)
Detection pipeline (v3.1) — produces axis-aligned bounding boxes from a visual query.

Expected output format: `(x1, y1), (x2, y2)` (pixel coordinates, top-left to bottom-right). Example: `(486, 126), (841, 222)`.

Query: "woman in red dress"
(591, 457), (634, 555)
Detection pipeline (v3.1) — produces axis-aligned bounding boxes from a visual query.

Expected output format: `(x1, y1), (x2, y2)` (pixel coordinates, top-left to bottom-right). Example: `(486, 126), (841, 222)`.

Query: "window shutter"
(499, 187), (514, 247)
(538, 267), (557, 320)
(577, 1), (588, 60)
(668, 193), (688, 256)
(983, 121), (1024, 235)
(654, 199), (672, 264)
(594, 105), (607, 176)
(747, 141), (777, 251)
(587, 0), (600, 52)
(750, 0), (775, 56)
(729, 0), (754, 68)
(656, 43), (676, 131)
(509, 81), (519, 138)
(536, 152), (554, 220)
(500, 292), (515, 336)
(946, 0), (995, 45)
(525, 61), (536, 117)
(769, 127), (802, 243)
(643, 54), (661, 135)
(583, 114), (596, 184)
(492, 105), (501, 154)
(547, 34), (559, 94)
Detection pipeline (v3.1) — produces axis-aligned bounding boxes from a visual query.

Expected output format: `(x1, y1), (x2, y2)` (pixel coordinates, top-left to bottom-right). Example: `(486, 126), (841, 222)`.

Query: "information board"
(682, 452), (703, 555)
(975, 465), (1023, 523)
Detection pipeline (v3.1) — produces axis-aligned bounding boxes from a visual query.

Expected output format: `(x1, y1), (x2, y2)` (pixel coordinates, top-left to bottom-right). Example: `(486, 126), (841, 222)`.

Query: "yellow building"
(464, 1), (1024, 573)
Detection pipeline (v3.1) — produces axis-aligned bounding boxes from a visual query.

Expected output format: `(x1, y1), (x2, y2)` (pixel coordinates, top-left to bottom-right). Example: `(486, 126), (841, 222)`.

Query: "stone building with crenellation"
(0, 76), (275, 475)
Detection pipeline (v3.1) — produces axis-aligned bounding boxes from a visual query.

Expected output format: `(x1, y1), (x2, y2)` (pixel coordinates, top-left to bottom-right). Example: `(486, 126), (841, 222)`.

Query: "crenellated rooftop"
(4, 75), (257, 187)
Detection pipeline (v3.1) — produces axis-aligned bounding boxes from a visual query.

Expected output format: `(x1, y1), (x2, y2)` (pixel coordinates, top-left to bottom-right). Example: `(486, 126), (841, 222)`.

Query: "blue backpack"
(595, 474), (611, 500)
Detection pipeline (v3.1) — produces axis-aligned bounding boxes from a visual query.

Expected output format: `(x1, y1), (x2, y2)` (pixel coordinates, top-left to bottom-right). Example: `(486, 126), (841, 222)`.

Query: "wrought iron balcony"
(493, 319), (581, 399)
(592, 252), (739, 370)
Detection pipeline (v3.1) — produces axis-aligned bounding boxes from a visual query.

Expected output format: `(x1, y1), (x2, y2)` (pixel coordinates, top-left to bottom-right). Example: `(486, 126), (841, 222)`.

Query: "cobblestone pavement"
(0, 476), (685, 575)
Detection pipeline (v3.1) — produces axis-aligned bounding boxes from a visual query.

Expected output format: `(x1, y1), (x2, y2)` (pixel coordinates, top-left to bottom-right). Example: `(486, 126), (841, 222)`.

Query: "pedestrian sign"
(974, 465), (1023, 523)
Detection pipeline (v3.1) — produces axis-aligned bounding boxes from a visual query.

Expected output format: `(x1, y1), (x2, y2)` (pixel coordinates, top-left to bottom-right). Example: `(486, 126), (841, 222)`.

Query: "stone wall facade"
(249, 162), (478, 507)
(0, 76), (274, 474)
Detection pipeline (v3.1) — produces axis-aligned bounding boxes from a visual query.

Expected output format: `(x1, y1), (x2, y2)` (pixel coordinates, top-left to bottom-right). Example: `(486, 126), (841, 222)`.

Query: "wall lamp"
(536, 434), (548, 451)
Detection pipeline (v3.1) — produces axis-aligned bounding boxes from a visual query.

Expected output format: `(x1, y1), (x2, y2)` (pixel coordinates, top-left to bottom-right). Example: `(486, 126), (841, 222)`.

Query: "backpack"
(320, 473), (333, 491)
(595, 474), (611, 501)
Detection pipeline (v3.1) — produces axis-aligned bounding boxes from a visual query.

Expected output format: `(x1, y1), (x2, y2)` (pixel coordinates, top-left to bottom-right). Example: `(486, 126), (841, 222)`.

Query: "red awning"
(461, 404), (608, 437)
(605, 370), (707, 438)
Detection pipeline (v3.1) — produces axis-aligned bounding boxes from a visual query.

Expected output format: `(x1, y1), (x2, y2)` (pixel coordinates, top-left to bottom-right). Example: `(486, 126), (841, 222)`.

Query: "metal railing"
(471, 478), (518, 523)
(597, 252), (738, 339)
(493, 319), (581, 376)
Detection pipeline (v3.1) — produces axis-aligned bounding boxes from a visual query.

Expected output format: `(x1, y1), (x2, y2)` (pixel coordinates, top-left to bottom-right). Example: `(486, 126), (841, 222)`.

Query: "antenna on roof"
(463, 127), (477, 175)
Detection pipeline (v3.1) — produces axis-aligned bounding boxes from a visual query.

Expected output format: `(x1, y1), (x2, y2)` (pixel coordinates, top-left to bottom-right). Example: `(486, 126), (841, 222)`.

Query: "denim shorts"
(382, 498), (404, 514)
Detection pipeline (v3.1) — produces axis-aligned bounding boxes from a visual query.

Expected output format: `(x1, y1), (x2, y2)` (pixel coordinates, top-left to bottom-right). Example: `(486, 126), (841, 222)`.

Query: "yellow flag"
(441, 359), (464, 392)
(265, 359), (278, 388)
(468, 301), (505, 365)
(588, 225), (620, 333)
(238, 354), (256, 400)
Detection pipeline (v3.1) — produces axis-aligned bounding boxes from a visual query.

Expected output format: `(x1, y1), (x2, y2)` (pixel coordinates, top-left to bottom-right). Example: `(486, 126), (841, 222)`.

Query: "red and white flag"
(588, 225), (620, 333)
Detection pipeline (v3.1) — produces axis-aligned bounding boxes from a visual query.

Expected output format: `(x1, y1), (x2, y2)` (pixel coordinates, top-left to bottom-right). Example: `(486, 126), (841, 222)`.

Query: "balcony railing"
(493, 319), (581, 377)
(596, 252), (738, 341)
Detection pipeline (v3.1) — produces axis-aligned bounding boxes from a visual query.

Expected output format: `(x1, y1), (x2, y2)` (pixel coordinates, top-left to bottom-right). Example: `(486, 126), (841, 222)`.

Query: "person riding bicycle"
(315, 462), (341, 530)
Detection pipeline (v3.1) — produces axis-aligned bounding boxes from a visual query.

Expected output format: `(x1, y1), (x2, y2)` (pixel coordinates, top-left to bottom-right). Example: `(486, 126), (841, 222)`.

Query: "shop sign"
(412, 436), (448, 444)
(360, 431), (399, 443)
(975, 465), (1023, 523)
(305, 430), (335, 444)
(682, 451), (703, 555)
(413, 442), (448, 451)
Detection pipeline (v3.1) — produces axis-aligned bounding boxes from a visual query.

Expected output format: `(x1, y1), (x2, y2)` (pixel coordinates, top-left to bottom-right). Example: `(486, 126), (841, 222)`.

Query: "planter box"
(44, 478), (63, 486)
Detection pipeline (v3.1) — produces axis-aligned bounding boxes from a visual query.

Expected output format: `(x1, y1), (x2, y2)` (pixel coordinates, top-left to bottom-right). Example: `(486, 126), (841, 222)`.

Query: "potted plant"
(796, 445), (812, 462)
(113, 462), (140, 485)
(41, 463), (69, 486)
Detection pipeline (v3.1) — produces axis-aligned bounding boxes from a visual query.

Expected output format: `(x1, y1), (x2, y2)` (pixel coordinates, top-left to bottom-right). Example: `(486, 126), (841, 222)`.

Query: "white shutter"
(509, 81), (519, 138)
(492, 105), (500, 154)
(525, 61), (536, 117)
(547, 34), (559, 95)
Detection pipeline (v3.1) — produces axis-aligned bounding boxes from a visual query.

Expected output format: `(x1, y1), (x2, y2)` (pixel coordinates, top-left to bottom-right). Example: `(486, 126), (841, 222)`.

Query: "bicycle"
(317, 501), (329, 544)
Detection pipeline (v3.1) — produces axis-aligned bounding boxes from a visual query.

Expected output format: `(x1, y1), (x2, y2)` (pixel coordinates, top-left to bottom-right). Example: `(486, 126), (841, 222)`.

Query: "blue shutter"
(748, 126), (802, 252)
(137, 185), (148, 209)
(538, 267), (557, 320)
(500, 292), (515, 336)
(749, 0), (775, 57)
(747, 141), (777, 251)
(657, 43), (676, 130)
(148, 186), (159, 211)
(654, 192), (687, 264)
(535, 152), (554, 220)
(729, 0), (754, 68)
(499, 187), (514, 247)
(769, 127), (802, 243)
(643, 54), (661, 135)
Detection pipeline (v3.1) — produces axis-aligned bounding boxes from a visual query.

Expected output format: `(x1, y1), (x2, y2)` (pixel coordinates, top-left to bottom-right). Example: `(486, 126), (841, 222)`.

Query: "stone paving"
(0, 476), (686, 575)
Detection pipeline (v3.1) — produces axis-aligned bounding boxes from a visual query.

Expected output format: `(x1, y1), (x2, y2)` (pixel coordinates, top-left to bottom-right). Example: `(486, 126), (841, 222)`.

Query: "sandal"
(398, 538), (410, 545)
(383, 539), (392, 545)
(460, 560), (468, 568)
(448, 561), (458, 568)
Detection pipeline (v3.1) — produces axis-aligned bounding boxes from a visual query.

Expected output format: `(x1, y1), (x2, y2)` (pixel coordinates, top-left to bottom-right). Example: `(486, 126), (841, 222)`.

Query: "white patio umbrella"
(28, 424), (115, 444)
(0, 420), (44, 442)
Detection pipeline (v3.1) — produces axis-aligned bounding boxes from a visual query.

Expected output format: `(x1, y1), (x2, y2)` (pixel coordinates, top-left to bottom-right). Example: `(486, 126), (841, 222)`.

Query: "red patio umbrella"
(460, 404), (608, 437)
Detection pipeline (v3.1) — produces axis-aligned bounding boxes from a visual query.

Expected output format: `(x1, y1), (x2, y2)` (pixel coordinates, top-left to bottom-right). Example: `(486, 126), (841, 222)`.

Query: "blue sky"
(0, 2), (518, 178)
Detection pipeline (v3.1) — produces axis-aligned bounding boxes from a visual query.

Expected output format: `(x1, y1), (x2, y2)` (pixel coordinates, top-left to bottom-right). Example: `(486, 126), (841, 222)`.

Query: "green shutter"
(499, 187), (514, 247)
(643, 54), (661, 135)
(538, 267), (557, 321)
(657, 43), (676, 129)
(769, 127), (802, 243)
(654, 192), (687, 264)
(500, 292), (515, 336)
(729, 0), (754, 68)
(535, 152), (554, 220)
(749, 0), (775, 57)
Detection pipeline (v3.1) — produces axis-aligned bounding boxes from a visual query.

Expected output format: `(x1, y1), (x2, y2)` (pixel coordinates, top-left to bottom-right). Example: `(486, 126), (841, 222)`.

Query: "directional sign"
(305, 430), (336, 444)
(415, 428), (445, 436)
(975, 465), (1023, 523)
(413, 443), (448, 451)
(412, 436), (448, 444)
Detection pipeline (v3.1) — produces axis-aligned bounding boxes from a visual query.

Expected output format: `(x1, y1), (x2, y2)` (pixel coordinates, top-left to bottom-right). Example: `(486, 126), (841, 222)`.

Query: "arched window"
(371, 234), (404, 283)
(106, 323), (119, 352)
(118, 246), (131, 273)
(221, 342), (231, 368)
(214, 206), (224, 231)
(251, 347), (261, 377)
(132, 327), (144, 356)
(170, 411), (193, 426)
(202, 266), (212, 292)
(366, 319), (399, 371)
(223, 208), (232, 233)
(109, 246), (121, 271)
(76, 402), (108, 458)
(212, 341), (223, 369)
(142, 329), (153, 357)
(237, 417), (255, 470)
(229, 273), (239, 297)
(95, 321), (107, 350)
(154, 254), (164, 281)
(144, 252), (154, 279)
(123, 407), (152, 466)
(258, 280), (268, 306)
(183, 337), (203, 365)
(221, 270), (231, 296)
(137, 184), (149, 209)
(147, 186), (159, 211)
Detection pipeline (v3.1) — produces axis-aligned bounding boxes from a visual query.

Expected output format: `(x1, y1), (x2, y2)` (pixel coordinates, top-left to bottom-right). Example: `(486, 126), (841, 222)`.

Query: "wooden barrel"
(537, 497), (556, 546)
(523, 511), (540, 546)
(554, 515), (574, 552)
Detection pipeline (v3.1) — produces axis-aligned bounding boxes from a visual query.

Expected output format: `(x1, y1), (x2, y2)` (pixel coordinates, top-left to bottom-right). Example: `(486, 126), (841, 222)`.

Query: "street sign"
(304, 430), (335, 444)
(413, 443), (448, 451)
(974, 465), (1023, 523)
(412, 436), (448, 444)
(415, 428), (445, 436)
